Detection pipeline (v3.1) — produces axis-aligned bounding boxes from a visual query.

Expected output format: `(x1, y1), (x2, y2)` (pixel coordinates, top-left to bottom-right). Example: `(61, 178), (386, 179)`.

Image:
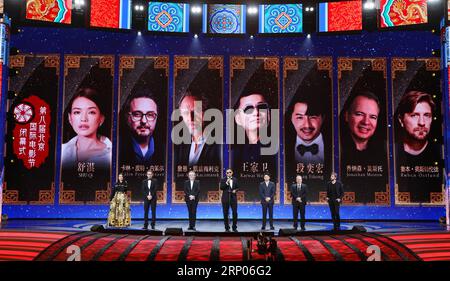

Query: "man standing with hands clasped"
(290, 175), (308, 231)
(259, 172), (275, 231)
(326, 172), (344, 231)
(184, 170), (200, 231)
(142, 170), (158, 230)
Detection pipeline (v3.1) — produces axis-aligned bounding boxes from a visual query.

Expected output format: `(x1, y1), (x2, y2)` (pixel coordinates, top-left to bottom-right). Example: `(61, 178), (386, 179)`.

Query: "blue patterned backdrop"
(203, 4), (246, 34)
(259, 4), (303, 33)
(0, 27), (447, 220)
(148, 2), (189, 33)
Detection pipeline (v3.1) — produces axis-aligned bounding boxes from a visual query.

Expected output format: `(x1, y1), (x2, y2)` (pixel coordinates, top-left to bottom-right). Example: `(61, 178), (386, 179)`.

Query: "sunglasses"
(241, 103), (269, 115)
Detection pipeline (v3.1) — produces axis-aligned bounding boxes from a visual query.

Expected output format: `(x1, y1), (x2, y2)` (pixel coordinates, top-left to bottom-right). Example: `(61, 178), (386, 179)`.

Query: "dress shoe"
(261, 227), (266, 230)
(270, 226), (275, 230)
(233, 228), (238, 233)
(225, 229), (230, 232)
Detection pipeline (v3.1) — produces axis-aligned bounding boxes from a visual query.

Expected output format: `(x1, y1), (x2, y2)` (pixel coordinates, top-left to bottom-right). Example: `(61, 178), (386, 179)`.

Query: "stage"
(1, 219), (449, 261)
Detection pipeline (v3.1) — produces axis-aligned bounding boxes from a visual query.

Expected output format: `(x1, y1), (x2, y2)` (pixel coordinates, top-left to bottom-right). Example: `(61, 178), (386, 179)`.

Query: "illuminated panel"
(90, 0), (131, 29)
(379, 0), (427, 28)
(259, 4), (303, 33)
(318, 0), (362, 32)
(148, 2), (190, 32)
(202, 4), (246, 34)
(25, 0), (72, 24)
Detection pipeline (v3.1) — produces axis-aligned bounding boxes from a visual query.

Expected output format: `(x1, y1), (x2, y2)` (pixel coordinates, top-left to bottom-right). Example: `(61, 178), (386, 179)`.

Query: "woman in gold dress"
(107, 173), (131, 227)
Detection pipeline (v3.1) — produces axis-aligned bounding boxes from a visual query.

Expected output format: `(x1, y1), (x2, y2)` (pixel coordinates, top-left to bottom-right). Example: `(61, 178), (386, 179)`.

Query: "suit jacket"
(326, 180), (344, 201)
(141, 178), (159, 201)
(220, 176), (239, 200)
(175, 142), (221, 167)
(259, 181), (275, 204)
(184, 180), (200, 202)
(290, 183), (308, 204)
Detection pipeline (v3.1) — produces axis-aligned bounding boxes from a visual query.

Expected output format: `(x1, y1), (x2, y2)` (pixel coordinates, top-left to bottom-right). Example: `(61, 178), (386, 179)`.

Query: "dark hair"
(234, 92), (268, 110)
(64, 87), (107, 141)
(178, 91), (210, 112)
(123, 86), (159, 114)
(288, 94), (325, 117)
(343, 90), (380, 115)
(263, 172), (271, 177)
(395, 91), (435, 119)
(394, 90), (435, 142)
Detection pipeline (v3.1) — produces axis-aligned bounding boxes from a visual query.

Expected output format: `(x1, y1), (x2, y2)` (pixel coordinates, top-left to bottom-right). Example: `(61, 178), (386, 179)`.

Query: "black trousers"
(292, 202), (306, 229)
(222, 193), (238, 230)
(143, 198), (157, 228)
(186, 200), (198, 228)
(328, 200), (341, 228)
(261, 202), (274, 228)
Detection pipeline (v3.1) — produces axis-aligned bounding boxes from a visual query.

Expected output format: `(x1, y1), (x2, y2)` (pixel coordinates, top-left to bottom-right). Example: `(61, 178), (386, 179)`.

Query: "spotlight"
(307, 34), (311, 38)
(194, 34), (198, 39)
(247, 6), (258, 15)
(137, 31), (142, 36)
(9, 68), (19, 77)
(134, 5), (145, 12)
(74, 0), (85, 6)
(431, 49), (440, 57)
(250, 35), (254, 39)
(191, 5), (202, 14)
(74, 0), (85, 9)
(364, 0), (376, 10)
(10, 47), (19, 56)
(305, 7), (315, 12)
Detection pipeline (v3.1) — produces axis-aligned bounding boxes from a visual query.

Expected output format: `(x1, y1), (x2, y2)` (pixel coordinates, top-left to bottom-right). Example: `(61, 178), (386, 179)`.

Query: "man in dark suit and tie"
(258, 172), (276, 230)
(142, 170), (159, 230)
(184, 170), (200, 231)
(326, 172), (344, 230)
(220, 168), (239, 232)
(290, 175), (308, 231)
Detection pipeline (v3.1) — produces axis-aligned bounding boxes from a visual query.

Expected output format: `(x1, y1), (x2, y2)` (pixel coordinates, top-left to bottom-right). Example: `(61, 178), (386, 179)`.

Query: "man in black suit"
(326, 172), (344, 230)
(290, 175), (308, 231)
(258, 172), (276, 230)
(184, 170), (200, 231)
(142, 170), (159, 230)
(220, 168), (239, 232)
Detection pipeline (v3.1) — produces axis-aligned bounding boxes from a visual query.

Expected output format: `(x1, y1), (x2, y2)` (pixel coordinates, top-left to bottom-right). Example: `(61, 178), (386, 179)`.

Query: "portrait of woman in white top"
(61, 87), (112, 169)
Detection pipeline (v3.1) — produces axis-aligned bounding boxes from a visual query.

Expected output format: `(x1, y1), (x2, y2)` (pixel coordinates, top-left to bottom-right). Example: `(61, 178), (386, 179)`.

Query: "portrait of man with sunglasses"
(230, 65), (279, 202)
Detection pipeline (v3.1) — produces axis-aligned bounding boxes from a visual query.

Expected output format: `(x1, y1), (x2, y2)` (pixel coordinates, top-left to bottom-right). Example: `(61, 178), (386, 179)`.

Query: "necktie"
(297, 184), (301, 193)
(297, 144), (319, 156)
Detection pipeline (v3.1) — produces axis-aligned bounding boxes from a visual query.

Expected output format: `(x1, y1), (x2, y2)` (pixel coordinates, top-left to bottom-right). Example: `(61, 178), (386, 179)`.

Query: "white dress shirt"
(295, 133), (325, 164)
(147, 179), (152, 196)
(189, 136), (206, 166)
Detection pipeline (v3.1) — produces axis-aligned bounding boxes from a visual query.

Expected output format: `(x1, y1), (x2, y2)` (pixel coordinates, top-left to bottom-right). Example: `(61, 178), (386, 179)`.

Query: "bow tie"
(297, 144), (319, 156)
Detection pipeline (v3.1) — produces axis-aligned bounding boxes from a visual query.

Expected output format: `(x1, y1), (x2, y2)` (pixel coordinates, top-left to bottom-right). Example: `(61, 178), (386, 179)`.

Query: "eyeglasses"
(241, 103), (269, 115)
(129, 111), (158, 122)
(226, 171), (233, 174)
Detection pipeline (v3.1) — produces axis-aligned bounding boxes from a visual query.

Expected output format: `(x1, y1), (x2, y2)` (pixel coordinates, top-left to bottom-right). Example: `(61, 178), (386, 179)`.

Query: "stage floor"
(1, 220), (449, 261)
(0, 219), (447, 234)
